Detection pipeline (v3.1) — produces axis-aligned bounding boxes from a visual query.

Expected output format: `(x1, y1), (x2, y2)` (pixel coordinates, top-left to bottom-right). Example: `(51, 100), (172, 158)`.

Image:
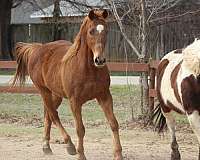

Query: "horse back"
(28, 40), (72, 97)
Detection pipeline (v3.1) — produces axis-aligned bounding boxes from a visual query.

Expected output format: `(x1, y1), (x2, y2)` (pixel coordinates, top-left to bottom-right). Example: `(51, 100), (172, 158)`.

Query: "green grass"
(0, 69), (15, 75)
(0, 85), (141, 127)
(0, 85), (189, 127)
(110, 71), (140, 76)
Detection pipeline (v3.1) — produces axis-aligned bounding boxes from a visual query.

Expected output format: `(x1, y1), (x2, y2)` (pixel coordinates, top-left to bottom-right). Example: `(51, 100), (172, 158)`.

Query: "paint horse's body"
(13, 10), (122, 160)
(155, 39), (200, 160)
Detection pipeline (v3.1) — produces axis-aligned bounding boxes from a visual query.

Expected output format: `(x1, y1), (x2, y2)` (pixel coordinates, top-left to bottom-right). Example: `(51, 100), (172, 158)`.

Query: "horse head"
(86, 9), (108, 68)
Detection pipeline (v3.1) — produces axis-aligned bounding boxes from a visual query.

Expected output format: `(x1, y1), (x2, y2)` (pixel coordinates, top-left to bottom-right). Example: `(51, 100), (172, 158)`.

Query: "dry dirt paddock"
(0, 123), (198, 160)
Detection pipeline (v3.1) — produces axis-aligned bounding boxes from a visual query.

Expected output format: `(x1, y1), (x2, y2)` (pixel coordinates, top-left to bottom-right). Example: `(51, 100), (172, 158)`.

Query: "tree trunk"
(0, 0), (13, 60)
(53, 0), (62, 41)
(140, 0), (150, 121)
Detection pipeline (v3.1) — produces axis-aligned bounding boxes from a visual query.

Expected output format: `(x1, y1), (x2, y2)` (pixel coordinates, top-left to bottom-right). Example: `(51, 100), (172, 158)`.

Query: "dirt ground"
(0, 123), (198, 160)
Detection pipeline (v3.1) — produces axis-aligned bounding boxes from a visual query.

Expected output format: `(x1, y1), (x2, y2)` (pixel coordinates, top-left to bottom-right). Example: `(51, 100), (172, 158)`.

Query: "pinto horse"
(153, 39), (200, 160)
(12, 9), (122, 160)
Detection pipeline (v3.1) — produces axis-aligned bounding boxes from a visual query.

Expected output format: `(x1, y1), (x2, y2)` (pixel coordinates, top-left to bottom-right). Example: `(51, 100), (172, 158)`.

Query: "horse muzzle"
(94, 56), (106, 68)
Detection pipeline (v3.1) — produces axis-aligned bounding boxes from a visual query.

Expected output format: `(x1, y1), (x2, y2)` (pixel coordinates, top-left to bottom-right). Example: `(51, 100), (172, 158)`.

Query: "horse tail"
(151, 103), (167, 133)
(12, 42), (41, 86)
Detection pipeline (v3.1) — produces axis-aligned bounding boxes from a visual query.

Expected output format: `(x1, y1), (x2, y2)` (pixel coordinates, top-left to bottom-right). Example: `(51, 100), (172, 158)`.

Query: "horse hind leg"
(187, 110), (200, 160)
(43, 109), (53, 154)
(40, 88), (76, 155)
(163, 111), (181, 160)
(42, 94), (62, 154)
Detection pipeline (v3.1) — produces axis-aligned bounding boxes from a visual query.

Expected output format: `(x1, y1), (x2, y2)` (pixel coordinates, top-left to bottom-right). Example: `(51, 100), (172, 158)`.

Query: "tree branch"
(107, 0), (143, 59)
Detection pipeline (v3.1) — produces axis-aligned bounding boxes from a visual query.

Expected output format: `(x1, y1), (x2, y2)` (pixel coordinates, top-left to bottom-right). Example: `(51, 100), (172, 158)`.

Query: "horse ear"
(102, 9), (108, 19)
(88, 10), (97, 20)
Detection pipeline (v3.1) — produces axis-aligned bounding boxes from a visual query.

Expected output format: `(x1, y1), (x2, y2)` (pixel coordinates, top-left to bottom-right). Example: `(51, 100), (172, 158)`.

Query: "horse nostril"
(94, 57), (106, 65)
(95, 57), (99, 64)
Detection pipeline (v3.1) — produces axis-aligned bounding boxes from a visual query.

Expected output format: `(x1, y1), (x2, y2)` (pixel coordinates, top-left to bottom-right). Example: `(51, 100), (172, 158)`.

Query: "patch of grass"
(110, 71), (140, 76)
(0, 69), (15, 75)
(0, 85), (141, 126)
(0, 85), (189, 127)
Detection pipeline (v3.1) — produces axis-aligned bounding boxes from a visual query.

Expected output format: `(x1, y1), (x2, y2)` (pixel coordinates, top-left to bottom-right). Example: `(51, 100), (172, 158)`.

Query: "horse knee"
(77, 125), (85, 138)
(109, 119), (119, 132)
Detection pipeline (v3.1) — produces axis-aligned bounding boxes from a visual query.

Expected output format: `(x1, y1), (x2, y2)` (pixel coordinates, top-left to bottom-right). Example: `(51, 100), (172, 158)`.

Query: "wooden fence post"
(149, 67), (156, 113)
(148, 60), (159, 114)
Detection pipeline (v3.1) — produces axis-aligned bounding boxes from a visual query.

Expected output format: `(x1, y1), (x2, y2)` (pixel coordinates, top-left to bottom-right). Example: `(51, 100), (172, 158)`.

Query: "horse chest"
(66, 75), (109, 102)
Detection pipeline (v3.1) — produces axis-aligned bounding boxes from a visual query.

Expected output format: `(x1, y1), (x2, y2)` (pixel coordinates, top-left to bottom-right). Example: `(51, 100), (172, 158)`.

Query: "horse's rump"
(12, 40), (72, 87)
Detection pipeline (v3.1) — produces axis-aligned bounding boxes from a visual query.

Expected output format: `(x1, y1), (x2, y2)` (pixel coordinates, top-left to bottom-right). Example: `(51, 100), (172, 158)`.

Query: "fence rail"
(0, 61), (159, 108)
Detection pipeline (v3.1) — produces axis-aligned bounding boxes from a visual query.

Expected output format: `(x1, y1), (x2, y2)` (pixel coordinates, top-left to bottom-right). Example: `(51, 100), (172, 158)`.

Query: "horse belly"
(160, 52), (185, 113)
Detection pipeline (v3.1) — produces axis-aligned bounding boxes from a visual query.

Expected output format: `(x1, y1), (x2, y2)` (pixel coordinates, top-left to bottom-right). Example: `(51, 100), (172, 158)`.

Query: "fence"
(0, 60), (159, 109)
(11, 23), (138, 62)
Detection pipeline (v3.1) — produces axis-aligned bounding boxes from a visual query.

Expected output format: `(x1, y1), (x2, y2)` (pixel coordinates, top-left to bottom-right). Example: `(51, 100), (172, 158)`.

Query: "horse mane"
(182, 39), (200, 76)
(62, 17), (89, 63)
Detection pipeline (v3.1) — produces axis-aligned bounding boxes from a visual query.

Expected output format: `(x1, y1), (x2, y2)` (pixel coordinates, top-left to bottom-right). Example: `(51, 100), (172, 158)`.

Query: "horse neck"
(76, 38), (94, 71)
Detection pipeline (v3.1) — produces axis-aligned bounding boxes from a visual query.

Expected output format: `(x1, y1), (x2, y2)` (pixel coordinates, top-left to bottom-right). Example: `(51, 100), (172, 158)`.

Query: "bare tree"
(0, 0), (13, 60)
(106, 0), (190, 120)
(52, 0), (62, 40)
(0, 0), (45, 60)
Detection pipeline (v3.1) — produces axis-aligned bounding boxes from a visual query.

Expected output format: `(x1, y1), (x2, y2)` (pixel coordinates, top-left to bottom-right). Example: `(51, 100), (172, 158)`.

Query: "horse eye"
(90, 28), (96, 35)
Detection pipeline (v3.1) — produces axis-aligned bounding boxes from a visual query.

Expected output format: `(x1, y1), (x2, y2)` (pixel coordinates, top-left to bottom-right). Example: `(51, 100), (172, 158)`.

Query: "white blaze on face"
(96, 24), (104, 33)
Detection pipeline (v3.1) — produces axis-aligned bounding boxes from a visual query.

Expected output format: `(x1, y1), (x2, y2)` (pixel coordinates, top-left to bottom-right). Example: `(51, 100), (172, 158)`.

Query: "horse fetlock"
(66, 139), (77, 155)
(113, 155), (123, 160)
(77, 154), (87, 160)
(171, 149), (181, 160)
(171, 141), (179, 150)
(114, 152), (123, 160)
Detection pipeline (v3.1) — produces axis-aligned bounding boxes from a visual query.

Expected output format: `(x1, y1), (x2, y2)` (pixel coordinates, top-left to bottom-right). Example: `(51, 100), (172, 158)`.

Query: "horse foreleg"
(40, 88), (76, 155)
(70, 100), (86, 160)
(163, 111), (181, 160)
(43, 95), (62, 154)
(187, 110), (200, 160)
(97, 91), (123, 160)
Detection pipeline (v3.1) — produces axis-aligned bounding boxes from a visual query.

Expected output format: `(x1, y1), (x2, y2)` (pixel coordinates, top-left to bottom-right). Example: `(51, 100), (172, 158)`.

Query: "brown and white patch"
(170, 61), (182, 104)
(159, 50), (185, 113)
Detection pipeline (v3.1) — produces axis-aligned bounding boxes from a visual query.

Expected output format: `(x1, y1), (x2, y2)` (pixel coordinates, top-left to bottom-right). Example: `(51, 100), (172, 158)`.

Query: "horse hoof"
(66, 140), (77, 155)
(43, 145), (53, 155)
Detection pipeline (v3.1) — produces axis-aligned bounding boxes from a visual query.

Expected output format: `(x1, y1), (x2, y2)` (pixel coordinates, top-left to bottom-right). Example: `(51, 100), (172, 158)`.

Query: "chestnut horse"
(12, 10), (122, 160)
(153, 39), (200, 160)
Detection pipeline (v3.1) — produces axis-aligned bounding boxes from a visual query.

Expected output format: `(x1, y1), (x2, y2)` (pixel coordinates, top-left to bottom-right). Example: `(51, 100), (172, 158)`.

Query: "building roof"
(11, 0), (53, 24)
(30, 0), (108, 18)
(11, 0), (108, 24)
